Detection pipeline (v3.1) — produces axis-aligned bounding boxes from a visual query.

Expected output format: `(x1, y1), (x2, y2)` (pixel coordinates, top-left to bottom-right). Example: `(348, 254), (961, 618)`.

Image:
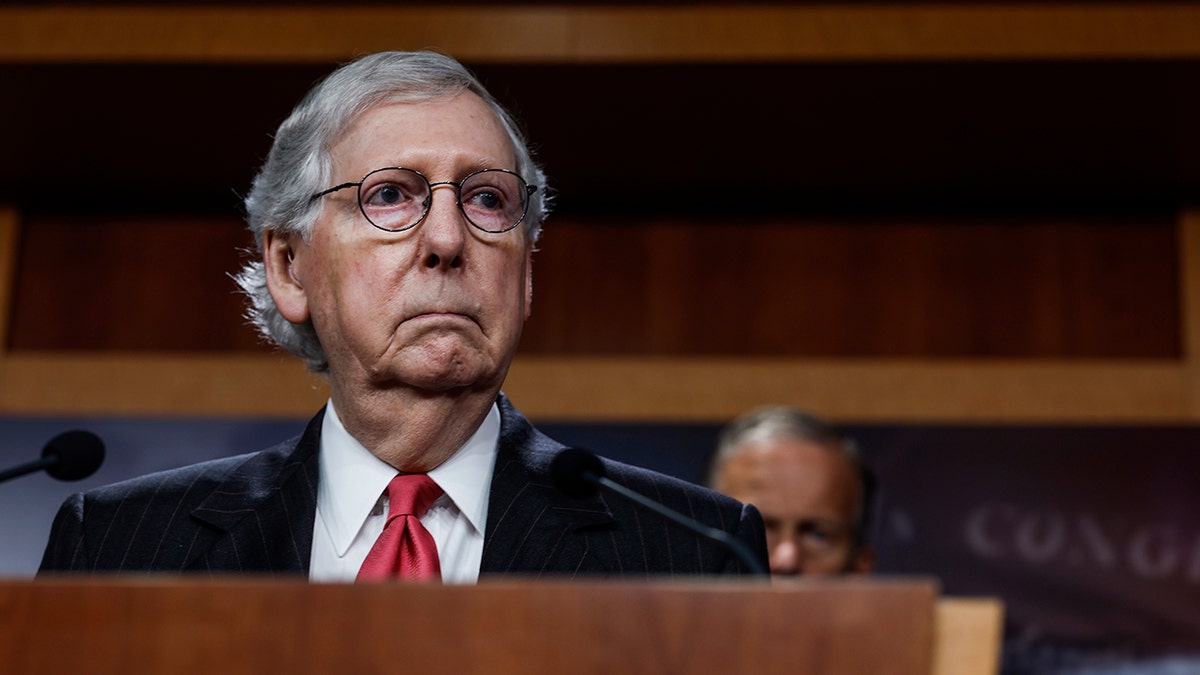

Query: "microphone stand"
(0, 456), (59, 484)
(589, 471), (768, 578)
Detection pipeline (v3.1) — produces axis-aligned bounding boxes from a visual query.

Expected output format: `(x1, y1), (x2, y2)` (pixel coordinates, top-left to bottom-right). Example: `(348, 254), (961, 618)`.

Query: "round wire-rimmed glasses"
(309, 167), (539, 234)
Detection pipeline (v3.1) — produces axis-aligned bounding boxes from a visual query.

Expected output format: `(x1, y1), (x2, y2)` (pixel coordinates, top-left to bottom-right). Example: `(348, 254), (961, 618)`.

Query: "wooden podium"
(0, 578), (1000, 674)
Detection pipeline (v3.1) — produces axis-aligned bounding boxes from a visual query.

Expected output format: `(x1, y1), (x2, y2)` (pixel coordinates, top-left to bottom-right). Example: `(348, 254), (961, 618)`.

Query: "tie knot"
(385, 473), (443, 519)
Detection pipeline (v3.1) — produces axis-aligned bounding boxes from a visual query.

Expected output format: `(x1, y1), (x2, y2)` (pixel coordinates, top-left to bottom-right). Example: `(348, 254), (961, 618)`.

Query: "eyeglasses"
(309, 167), (538, 234)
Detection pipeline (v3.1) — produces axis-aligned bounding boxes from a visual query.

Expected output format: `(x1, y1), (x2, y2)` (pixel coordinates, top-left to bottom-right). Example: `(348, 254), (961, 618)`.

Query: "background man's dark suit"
(39, 395), (766, 576)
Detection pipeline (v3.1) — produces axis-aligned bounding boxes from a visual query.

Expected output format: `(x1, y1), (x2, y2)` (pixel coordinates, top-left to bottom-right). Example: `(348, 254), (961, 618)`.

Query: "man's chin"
(381, 356), (504, 395)
(404, 371), (492, 394)
(362, 332), (514, 394)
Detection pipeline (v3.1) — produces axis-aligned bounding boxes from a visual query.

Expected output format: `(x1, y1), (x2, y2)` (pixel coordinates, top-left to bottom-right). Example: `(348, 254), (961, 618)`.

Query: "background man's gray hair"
(234, 50), (550, 373)
(709, 407), (857, 483)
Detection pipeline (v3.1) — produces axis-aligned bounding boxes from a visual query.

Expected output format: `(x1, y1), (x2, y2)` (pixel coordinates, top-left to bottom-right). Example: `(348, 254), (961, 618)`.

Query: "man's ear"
(263, 229), (310, 324)
(851, 546), (877, 575)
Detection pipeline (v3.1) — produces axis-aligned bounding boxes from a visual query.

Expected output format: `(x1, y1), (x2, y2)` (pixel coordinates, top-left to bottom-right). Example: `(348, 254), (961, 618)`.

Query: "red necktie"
(357, 474), (443, 582)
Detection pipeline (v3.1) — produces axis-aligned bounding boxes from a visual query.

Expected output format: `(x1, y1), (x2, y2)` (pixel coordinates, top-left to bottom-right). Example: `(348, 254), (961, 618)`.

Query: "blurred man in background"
(709, 407), (875, 576)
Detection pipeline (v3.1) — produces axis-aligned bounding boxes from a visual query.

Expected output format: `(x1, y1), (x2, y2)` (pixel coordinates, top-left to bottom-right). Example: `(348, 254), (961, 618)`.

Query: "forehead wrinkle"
(329, 95), (518, 182)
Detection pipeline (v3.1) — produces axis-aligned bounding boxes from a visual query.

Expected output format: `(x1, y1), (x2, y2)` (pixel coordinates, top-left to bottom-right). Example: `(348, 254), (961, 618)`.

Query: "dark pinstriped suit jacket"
(39, 394), (767, 577)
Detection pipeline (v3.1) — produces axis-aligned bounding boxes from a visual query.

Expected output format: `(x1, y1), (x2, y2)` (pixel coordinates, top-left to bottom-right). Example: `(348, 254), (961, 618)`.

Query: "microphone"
(0, 430), (106, 485)
(550, 447), (767, 576)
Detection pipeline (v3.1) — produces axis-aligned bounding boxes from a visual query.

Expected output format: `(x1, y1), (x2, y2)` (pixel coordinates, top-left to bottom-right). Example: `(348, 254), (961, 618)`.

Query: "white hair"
(235, 51), (550, 373)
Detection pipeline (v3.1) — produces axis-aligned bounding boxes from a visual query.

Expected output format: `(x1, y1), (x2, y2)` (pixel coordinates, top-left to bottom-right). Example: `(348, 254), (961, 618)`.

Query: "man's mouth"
(406, 311), (477, 325)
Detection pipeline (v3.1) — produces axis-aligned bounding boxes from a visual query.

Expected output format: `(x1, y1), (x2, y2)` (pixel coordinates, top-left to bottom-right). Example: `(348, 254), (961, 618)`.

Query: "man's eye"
(368, 184), (408, 206)
(800, 521), (843, 545)
(467, 189), (503, 211)
(379, 186), (402, 204)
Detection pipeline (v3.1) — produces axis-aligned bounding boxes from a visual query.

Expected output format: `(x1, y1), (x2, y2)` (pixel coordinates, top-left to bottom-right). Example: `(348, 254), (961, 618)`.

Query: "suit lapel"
(171, 397), (621, 576)
(481, 395), (621, 577)
(185, 411), (323, 574)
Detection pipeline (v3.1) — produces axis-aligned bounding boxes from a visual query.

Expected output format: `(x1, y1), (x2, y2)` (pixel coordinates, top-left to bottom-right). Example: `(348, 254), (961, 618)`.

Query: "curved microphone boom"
(0, 430), (106, 485)
(550, 447), (767, 577)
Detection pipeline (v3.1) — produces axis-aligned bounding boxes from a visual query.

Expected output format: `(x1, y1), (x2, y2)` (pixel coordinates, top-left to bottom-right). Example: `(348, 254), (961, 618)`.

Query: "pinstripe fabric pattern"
(39, 413), (322, 574)
(39, 395), (767, 578)
(480, 397), (766, 577)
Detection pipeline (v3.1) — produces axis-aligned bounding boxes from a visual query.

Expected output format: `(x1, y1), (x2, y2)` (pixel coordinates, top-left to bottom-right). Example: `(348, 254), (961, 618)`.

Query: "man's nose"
(419, 184), (467, 269)
(769, 537), (802, 576)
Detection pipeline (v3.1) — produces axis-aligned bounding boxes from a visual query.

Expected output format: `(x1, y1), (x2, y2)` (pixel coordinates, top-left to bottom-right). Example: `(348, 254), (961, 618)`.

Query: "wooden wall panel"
(0, 208), (18, 348)
(8, 214), (1179, 359)
(522, 217), (1180, 358)
(0, 3), (1197, 424)
(5, 4), (1200, 63)
(7, 215), (265, 352)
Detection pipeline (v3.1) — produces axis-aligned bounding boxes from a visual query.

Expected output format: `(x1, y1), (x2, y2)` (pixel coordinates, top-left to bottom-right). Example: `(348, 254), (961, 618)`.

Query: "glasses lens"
(460, 170), (529, 233)
(358, 168), (429, 232)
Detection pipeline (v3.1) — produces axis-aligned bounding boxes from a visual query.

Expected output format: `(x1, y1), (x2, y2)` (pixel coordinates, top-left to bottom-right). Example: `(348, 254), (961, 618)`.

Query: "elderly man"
(709, 407), (875, 577)
(39, 51), (766, 581)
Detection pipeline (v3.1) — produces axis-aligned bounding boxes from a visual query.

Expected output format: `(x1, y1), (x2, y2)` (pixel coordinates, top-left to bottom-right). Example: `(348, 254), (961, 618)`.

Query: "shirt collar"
(316, 400), (499, 557)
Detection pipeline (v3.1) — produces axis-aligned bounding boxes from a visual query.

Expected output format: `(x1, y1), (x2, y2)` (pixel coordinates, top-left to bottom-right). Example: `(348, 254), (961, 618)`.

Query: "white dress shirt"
(308, 401), (498, 584)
